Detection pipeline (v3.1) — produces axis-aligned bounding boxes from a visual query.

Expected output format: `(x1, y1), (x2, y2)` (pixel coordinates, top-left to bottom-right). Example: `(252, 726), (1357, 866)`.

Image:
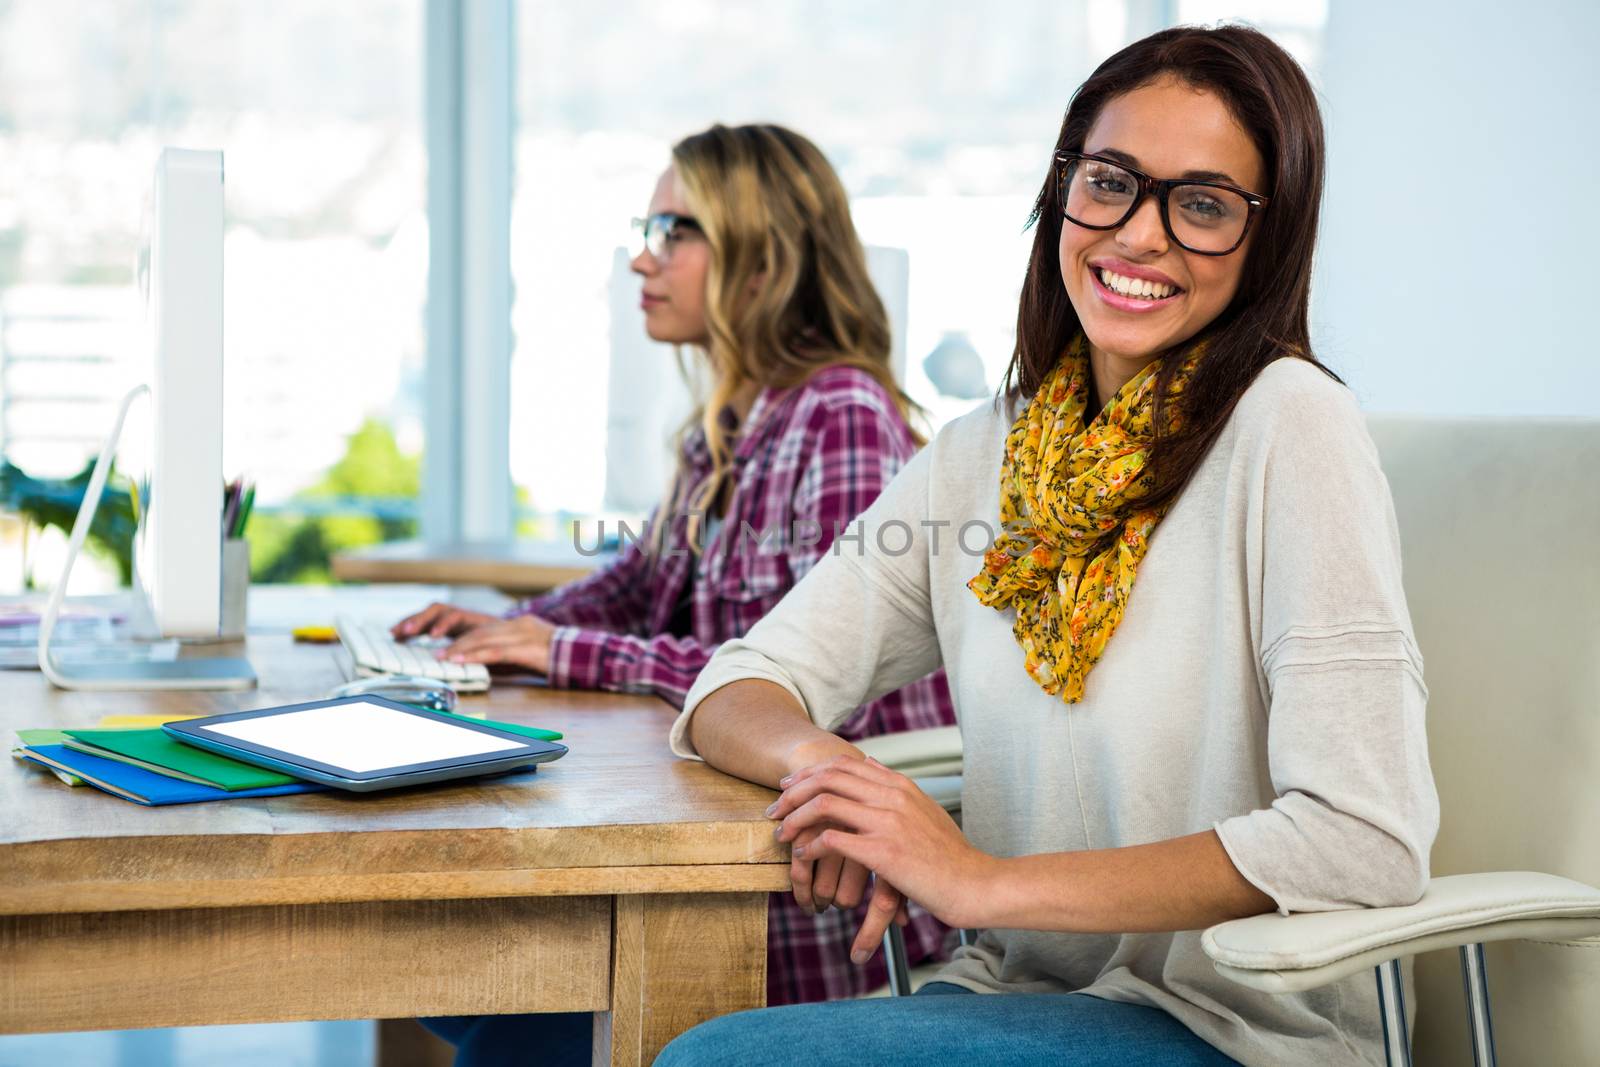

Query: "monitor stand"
(37, 384), (256, 691)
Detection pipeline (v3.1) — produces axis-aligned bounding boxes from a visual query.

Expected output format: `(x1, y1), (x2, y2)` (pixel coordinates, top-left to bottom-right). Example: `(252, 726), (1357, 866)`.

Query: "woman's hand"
(439, 615), (557, 673)
(782, 818), (910, 963)
(391, 602), (500, 640)
(782, 819), (904, 918)
(771, 755), (997, 944)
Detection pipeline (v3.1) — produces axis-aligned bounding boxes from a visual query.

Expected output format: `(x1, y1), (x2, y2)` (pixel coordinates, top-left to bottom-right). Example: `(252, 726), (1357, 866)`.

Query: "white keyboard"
(335, 617), (491, 692)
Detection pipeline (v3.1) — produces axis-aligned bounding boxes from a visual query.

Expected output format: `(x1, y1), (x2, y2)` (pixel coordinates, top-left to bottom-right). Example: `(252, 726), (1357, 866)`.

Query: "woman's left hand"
(770, 754), (999, 937)
(439, 615), (556, 673)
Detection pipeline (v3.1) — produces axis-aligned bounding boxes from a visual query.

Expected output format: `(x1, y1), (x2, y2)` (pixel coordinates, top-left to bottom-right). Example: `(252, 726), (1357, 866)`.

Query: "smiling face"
(630, 165), (712, 346)
(1058, 75), (1265, 391)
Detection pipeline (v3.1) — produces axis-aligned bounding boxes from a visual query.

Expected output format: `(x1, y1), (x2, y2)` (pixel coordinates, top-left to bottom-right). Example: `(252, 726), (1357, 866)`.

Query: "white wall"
(1313, 0), (1600, 415)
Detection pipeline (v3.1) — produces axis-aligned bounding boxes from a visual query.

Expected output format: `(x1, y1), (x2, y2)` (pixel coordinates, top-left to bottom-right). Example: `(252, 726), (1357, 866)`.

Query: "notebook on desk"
(12, 702), (565, 803)
(62, 727), (300, 790)
(15, 744), (325, 806)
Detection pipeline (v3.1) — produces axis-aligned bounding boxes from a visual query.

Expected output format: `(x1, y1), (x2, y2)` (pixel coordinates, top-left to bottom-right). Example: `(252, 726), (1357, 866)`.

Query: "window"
(1176, 1), (1326, 75)
(0, 0), (425, 588)
(511, 1), (1104, 522)
(0, 2), (1331, 588)
(509, 1), (1326, 524)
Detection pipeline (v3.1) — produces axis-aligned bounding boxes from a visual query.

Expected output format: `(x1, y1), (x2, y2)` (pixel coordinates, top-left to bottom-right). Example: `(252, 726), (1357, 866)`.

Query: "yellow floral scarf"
(968, 334), (1200, 703)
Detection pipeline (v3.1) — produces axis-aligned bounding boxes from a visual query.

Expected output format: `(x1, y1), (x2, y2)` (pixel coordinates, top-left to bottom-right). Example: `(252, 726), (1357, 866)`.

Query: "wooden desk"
(330, 539), (614, 596)
(0, 614), (785, 1065)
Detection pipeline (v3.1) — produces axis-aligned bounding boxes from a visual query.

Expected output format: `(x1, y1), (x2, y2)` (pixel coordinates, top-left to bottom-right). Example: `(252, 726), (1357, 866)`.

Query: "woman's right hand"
(791, 824), (909, 908)
(788, 825), (909, 962)
(391, 602), (499, 640)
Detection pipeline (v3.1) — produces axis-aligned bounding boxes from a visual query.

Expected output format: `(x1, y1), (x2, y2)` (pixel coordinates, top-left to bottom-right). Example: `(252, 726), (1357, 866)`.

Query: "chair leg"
(1459, 942), (1498, 1067)
(883, 922), (913, 996)
(1375, 959), (1413, 1067)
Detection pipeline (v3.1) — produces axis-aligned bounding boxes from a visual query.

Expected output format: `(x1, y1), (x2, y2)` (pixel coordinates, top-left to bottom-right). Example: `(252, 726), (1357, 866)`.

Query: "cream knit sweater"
(673, 357), (1440, 1067)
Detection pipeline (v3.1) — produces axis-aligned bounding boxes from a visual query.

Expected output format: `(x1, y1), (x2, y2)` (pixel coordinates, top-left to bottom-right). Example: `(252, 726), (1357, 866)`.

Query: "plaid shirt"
(512, 364), (956, 1004)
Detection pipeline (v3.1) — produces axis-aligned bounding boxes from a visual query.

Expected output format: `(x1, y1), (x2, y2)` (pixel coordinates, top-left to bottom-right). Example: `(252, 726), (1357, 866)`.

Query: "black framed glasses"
(1055, 151), (1268, 256)
(630, 212), (703, 260)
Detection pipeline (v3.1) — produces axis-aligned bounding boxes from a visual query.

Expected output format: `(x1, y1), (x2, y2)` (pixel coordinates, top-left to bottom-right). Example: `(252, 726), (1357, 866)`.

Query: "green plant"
(249, 419), (421, 584)
(0, 460), (137, 584)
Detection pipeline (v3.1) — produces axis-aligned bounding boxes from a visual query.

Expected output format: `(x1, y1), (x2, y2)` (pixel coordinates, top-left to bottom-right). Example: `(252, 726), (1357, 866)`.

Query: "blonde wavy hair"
(659, 123), (923, 554)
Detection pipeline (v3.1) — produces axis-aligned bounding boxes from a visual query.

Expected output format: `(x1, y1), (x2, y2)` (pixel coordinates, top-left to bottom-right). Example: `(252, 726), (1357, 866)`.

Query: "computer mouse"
(327, 675), (459, 713)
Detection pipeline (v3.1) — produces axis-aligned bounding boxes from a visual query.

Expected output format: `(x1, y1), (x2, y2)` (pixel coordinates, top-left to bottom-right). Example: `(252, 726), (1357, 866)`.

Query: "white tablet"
(164, 695), (567, 792)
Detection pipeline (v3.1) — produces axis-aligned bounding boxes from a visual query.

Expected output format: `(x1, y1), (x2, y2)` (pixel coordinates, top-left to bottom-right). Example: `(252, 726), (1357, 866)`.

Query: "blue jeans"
(423, 983), (1237, 1067)
(419, 1012), (590, 1067)
(654, 982), (1240, 1066)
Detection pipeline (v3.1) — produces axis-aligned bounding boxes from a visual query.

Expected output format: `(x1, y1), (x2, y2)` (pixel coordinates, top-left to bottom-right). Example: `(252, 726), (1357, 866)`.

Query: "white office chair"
(866, 416), (1600, 1065)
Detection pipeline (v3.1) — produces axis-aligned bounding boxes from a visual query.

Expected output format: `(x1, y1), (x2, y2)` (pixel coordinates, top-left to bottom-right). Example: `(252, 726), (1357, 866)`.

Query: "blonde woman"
(399, 124), (955, 1063)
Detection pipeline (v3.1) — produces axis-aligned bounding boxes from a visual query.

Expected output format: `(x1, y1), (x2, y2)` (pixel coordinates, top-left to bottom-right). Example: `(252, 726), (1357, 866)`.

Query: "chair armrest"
(853, 725), (962, 778)
(1202, 871), (1600, 993)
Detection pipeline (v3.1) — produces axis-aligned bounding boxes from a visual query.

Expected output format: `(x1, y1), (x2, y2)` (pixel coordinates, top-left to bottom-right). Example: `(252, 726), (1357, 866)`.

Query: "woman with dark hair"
(658, 24), (1438, 1067)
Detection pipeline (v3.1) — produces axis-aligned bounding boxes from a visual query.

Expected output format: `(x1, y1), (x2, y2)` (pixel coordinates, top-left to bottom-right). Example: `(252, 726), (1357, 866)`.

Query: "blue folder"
(18, 744), (327, 806)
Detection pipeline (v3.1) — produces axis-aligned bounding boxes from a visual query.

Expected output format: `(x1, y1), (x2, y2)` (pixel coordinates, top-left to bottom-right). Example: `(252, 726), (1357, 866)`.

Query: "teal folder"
(431, 710), (563, 741)
(63, 727), (298, 790)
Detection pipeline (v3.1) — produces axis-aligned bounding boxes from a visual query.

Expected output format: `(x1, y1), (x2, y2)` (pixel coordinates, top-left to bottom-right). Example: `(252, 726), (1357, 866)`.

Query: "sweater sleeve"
(671, 438), (945, 759)
(1214, 370), (1441, 913)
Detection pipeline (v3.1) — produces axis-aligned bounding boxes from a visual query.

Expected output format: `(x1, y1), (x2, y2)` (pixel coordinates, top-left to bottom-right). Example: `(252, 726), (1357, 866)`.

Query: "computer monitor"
(36, 147), (255, 691)
(139, 147), (227, 638)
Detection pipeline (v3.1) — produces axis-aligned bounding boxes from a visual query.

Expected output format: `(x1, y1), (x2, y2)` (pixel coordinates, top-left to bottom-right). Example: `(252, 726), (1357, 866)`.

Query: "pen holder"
(220, 538), (250, 640)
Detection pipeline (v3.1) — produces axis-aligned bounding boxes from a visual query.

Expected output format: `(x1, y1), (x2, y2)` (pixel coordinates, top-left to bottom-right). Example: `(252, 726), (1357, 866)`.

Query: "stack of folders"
(12, 711), (562, 806)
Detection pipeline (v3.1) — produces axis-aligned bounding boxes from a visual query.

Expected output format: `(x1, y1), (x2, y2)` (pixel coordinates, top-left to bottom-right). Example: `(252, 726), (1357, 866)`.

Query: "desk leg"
(376, 1018), (454, 1067)
(595, 892), (767, 1067)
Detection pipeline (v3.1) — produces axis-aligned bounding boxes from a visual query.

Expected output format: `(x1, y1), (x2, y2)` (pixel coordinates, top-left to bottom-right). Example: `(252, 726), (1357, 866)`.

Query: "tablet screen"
(201, 698), (527, 774)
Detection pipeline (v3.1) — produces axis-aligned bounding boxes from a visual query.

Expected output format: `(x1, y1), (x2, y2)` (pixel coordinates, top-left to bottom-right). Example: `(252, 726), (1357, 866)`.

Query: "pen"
(222, 479), (240, 536)
(234, 484), (255, 538)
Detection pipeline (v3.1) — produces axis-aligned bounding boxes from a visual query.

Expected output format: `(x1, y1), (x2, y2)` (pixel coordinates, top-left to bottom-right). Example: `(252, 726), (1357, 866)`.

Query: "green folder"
(13, 729), (84, 786)
(15, 728), (72, 747)
(63, 727), (298, 791)
(430, 710), (563, 742)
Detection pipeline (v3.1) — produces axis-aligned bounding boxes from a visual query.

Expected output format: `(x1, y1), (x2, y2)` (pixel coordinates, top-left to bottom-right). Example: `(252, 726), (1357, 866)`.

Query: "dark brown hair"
(1003, 23), (1340, 512)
